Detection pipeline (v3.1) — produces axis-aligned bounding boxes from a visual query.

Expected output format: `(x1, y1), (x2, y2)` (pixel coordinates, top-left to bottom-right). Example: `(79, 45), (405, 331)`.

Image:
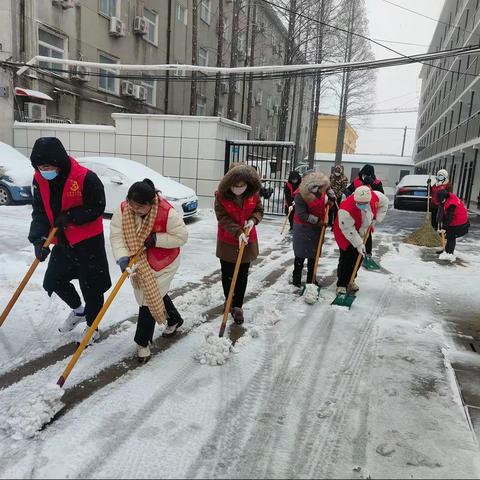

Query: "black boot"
(292, 257), (304, 287)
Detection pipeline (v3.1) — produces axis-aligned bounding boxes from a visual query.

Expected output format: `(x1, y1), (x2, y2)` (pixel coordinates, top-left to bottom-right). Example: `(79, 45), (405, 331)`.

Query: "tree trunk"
(213, 0), (224, 116)
(334, 0), (355, 165)
(241, 0), (253, 123)
(190, 0), (198, 115)
(277, 0), (297, 141)
(246, 2), (257, 134)
(227, 0), (241, 120)
(288, 76), (297, 141)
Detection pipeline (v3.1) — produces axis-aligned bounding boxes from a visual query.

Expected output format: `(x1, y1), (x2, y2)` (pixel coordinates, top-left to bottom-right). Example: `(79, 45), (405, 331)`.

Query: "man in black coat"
(28, 137), (111, 343)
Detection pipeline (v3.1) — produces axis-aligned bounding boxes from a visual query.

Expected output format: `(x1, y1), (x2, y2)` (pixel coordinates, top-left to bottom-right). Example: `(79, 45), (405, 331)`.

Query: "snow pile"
(439, 252), (456, 262)
(193, 332), (233, 366)
(303, 284), (319, 304)
(0, 383), (64, 440)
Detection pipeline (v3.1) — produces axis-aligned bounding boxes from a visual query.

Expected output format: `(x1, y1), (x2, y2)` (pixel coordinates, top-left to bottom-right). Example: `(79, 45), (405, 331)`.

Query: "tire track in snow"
(287, 284), (393, 478)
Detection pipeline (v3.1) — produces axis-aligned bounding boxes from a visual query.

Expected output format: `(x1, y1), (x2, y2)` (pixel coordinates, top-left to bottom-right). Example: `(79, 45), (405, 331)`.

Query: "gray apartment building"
(0, 0), (311, 158)
(414, 0), (480, 209)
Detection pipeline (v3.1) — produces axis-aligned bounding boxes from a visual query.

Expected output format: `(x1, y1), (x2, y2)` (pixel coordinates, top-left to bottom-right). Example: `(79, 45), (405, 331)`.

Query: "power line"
(259, 0), (480, 80)
(371, 38), (430, 48)
(380, 0), (478, 40)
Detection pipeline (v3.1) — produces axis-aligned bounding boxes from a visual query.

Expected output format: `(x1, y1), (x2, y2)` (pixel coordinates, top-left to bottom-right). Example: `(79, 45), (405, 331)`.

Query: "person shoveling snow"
(332, 186), (388, 308)
(0, 383), (64, 440)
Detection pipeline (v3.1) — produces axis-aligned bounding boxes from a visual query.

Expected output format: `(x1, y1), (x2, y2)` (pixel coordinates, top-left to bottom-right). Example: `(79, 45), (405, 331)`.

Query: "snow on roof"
(310, 152), (414, 166)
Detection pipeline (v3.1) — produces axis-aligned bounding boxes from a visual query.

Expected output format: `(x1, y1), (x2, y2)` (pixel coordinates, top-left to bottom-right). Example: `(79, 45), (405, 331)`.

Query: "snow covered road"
(1, 206), (480, 478)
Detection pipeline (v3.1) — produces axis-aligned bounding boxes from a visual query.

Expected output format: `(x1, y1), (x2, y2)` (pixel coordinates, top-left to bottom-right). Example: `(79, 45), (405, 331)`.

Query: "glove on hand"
(357, 244), (366, 256)
(118, 256), (130, 273)
(244, 219), (255, 232)
(144, 233), (157, 249)
(238, 232), (249, 246)
(327, 189), (336, 199)
(54, 212), (70, 228)
(34, 242), (50, 262)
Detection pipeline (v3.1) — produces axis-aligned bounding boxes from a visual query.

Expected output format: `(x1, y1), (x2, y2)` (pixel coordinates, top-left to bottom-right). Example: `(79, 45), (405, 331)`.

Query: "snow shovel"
(219, 227), (250, 338)
(302, 205), (330, 303)
(0, 227), (58, 328)
(332, 227), (372, 309)
(57, 250), (142, 387)
(362, 227), (381, 271)
(280, 205), (293, 235)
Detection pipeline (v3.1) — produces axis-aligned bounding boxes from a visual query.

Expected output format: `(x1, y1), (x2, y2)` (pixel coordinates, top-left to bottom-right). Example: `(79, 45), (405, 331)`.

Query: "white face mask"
(231, 185), (247, 196)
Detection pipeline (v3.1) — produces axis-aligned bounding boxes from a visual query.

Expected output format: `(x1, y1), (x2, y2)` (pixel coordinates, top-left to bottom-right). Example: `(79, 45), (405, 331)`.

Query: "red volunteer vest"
(284, 182), (298, 207)
(121, 196), (180, 272)
(431, 183), (449, 206)
(294, 192), (327, 226)
(34, 157), (103, 246)
(443, 194), (468, 227)
(333, 191), (379, 251)
(216, 192), (259, 245)
(354, 177), (381, 190)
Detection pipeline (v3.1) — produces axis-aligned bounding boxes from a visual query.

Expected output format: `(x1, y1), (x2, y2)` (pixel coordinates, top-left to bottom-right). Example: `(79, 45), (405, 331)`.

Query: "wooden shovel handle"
(0, 228), (58, 327)
(219, 228), (250, 338)
(280, 205), (293, 235)
(57, 249), (143, 387)
(348, 225), (372, 287)
(312, 205), (330, 280)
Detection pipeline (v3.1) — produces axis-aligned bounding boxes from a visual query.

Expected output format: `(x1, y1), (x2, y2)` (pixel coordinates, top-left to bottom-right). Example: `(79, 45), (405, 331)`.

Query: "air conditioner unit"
(134, 85), (148, 102)
(52, 0), (75, 8)
(220, 82), (228, 94)
(24, 102), (47, 122)
(120, 80), (135, 97)
(70, 65), (91, 82)
(133, 16), (149, 35)
(109, 17), (126, 37)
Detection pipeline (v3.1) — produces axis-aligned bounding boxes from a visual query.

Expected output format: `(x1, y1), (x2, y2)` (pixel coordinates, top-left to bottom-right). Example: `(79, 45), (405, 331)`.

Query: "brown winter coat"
(215, 164), (264, 263)
(329, 165), (348, 199)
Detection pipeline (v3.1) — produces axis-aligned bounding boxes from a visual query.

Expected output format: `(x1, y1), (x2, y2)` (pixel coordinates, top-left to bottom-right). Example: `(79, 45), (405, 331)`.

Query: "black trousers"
(134, 294), (183, 347)
(337, 244), (360, 287)
(445, 222), (469, 254)
(285, 205), (295, 230)
(293, 257), (316, 284)
(220, 260), (250, 309)
(431, 206), (439, 230)
(365, 232), (373, 255)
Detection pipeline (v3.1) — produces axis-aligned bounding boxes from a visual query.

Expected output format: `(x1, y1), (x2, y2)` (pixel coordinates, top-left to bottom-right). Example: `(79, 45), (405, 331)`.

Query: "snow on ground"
(0, 205), (480, 478)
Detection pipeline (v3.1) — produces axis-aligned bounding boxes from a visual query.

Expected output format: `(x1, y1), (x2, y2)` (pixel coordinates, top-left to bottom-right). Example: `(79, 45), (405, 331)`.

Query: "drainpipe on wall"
(164, 0), (172, 114)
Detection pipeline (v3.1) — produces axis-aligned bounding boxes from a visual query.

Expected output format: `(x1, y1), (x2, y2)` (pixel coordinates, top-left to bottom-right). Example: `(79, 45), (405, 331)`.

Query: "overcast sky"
(350, 0), (444, 157)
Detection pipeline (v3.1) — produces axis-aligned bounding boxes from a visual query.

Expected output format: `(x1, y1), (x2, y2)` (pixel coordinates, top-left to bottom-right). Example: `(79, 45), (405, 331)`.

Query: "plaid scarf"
(121, 197), (166, 324)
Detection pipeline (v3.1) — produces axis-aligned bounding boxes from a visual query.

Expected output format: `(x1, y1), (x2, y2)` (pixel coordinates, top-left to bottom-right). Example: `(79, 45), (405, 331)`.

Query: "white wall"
(13, 114), (250, 208)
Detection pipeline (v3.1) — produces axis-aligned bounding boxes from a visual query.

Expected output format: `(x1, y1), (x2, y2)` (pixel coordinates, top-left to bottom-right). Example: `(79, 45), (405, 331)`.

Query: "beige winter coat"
(109, 205), (188, 306)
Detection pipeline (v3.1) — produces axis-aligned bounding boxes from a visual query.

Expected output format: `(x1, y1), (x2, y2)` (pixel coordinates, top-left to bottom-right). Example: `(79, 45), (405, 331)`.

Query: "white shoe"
(349, 282), (359, 292)
(336, 286), (347, 295)
(78, 326), (100, 346)
(137, 344), (151, 363)
(58, 307), (86, 333)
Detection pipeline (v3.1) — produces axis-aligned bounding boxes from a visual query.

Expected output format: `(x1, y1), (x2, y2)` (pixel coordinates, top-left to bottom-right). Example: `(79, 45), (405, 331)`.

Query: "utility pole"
(334, 0), (355, 166)
(190, 0), (198, 115)
(164, 0), (172, 113)
(401, 125), (407, 156)
(227, 0), (241, 120)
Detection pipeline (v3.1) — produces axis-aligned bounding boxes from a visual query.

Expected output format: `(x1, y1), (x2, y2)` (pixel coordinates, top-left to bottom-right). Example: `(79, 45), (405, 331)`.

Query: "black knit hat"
(30, 137), (70, 172)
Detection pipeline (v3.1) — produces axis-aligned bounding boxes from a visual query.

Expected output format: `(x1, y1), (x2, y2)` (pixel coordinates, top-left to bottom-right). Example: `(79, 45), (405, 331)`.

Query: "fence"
(224, 140), (296, 215)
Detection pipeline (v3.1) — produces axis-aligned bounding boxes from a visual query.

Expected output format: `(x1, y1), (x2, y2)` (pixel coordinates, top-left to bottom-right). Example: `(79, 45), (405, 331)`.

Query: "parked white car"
(0, 142), (33, 205)
(77, 157), (198, 218)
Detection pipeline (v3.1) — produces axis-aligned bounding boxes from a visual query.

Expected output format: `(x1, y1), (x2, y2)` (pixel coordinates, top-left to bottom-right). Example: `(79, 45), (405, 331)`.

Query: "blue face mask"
(356, 203), (369, 211)
(40, 170), (58, 181)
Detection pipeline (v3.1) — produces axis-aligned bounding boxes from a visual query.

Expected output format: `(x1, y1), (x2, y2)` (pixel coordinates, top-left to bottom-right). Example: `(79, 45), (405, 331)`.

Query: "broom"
(403, 178), (440, 248)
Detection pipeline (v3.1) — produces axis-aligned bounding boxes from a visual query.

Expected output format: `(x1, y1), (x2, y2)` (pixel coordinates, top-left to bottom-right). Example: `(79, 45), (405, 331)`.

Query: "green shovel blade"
(331, 292), (356, 309)
(362, 256), (381, 270)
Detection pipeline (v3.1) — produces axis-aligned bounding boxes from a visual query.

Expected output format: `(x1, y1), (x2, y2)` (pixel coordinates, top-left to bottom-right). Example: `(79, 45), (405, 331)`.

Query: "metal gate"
(224, 140), (296, 215)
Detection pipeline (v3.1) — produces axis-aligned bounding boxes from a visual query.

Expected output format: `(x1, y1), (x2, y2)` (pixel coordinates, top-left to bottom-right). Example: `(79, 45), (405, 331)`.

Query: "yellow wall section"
(315, 115), (358, 154)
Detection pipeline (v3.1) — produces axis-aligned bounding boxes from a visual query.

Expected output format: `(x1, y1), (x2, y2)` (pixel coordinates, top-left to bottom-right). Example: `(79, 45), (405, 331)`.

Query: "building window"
(198, 47), (209, 67)
(38, 27), (67, 76)
(98, 52), (119, 94)
(99, 0), (118, 17)
(200, 0), (211, 24)
(142, 8), (158, 45)
(197, 96), (207, 115)
(141, 79), (156, 106)
(176, 3), (187, 25)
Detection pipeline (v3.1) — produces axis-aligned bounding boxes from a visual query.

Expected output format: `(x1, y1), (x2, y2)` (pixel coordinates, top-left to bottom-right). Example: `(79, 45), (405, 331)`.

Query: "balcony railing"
(414, 110), (480, 163)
